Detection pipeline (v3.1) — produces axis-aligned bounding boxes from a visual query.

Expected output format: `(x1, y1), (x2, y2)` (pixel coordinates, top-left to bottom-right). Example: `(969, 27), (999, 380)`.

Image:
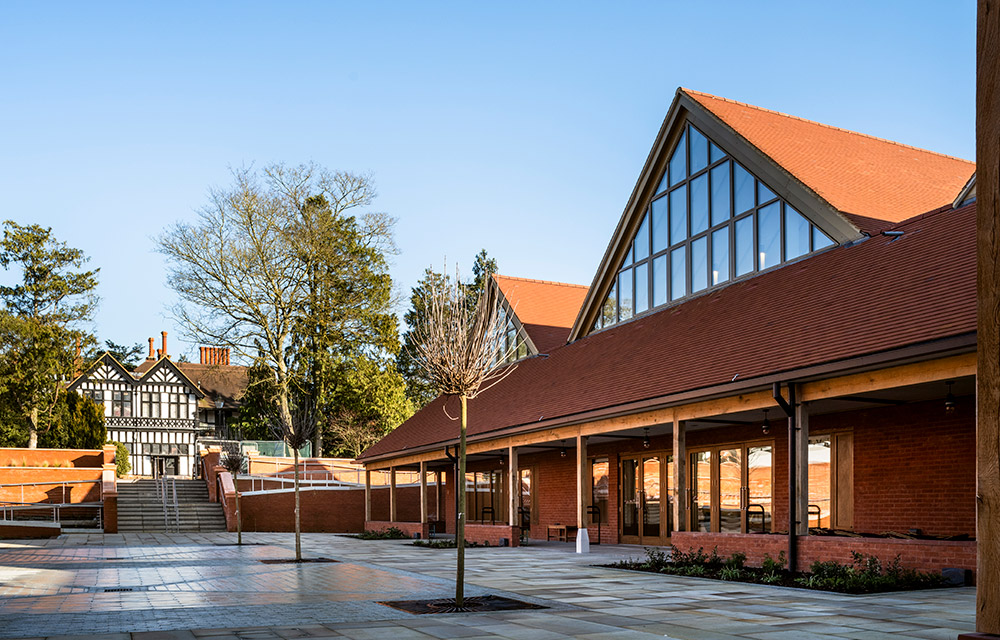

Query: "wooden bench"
(546, 524), (578, 542)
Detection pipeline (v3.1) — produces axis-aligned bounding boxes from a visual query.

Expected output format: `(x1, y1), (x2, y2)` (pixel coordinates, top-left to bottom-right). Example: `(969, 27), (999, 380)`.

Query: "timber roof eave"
(954, 173), (977, 208)
(568, 88), (864, 343)
(357, 331), (976, 467)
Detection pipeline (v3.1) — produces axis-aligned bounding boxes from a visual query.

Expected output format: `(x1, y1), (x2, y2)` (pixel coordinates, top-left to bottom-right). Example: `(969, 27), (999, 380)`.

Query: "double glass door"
(621, 454), (672, 545)
(690, 443), (772, 533)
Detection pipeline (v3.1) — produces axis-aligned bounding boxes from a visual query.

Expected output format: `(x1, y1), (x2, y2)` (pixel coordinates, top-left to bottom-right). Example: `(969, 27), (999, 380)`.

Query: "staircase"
(117, 479), (227, 533)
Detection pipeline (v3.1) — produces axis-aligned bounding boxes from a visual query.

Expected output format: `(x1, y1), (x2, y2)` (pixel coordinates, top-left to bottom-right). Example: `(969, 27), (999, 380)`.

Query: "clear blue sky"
(0, 1), (975, 360)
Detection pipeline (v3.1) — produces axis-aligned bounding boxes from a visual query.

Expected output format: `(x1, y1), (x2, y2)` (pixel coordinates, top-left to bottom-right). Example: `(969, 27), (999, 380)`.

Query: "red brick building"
(358, 89), (978, 572)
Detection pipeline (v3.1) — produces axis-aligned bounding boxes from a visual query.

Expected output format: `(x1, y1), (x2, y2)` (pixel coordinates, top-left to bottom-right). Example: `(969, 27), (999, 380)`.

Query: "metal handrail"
(172, 479), (179, 531)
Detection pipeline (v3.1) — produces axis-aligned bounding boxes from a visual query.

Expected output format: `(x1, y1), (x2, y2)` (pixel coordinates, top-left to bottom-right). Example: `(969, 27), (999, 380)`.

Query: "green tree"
(64, 393), (106, 449)
(0, 222), (99, 448)
(288, 190), (400, 455)
(233, 357), (280, 441)
(102, 340), (144, 369)
(398, 250), (496, 409)
(325, 356), (411, 457)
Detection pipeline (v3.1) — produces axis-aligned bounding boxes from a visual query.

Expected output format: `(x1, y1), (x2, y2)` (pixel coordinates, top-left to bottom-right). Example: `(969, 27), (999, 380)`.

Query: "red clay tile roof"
(493, 274), (588, 353)
(361, 203), (976, 460)
(684, 90), (975, 222)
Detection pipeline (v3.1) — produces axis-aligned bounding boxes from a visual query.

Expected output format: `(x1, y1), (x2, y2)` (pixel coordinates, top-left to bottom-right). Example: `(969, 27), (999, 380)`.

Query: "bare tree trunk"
(455, 394), (467, 606)
(28, 407), (38, 449)
(294, 446), (301, 562)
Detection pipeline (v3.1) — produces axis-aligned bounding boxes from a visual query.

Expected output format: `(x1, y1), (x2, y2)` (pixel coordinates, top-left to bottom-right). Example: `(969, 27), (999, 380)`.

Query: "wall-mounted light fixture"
(642, 428), (650, 449)
(945, 381), (956, 414)
(559, 446), (567, 458)
(761, 408), (771, 435)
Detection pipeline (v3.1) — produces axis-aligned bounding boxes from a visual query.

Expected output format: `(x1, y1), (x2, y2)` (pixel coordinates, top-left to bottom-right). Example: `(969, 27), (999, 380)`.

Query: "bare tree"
(328, 409), (384, 459)
(268, 396), (318, 562)
(410, 268), (516, 606)
(158, 163), (395, 432)
(220, 441), (247, 545)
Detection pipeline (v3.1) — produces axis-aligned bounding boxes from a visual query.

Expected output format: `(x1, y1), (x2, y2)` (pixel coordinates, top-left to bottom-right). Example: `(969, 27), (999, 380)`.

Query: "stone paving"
(0, 532), (977, 639)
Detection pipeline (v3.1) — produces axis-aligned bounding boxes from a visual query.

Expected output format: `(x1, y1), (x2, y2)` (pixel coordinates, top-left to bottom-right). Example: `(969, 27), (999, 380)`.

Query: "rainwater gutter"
(773, 382), (797, 574)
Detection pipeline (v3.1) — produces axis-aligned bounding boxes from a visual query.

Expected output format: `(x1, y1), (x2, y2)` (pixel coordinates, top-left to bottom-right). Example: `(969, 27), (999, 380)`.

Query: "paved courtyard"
(0, 532), (976, 640)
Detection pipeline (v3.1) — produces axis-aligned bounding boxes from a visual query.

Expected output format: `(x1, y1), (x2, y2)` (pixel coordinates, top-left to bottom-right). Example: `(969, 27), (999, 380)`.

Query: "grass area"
(607, 547), (948, 594)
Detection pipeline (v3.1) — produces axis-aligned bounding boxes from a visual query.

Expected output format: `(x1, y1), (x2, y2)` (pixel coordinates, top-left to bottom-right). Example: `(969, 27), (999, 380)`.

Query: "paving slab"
(0, 532), (978, 640)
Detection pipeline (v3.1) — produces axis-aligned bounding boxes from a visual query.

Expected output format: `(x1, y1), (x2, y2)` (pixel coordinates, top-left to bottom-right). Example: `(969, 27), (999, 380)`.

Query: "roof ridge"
(682, 88), (975, 166)
(493, 273), (588, 289)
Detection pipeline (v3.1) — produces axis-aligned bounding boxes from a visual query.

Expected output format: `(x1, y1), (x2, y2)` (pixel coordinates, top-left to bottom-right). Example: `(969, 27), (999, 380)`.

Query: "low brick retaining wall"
(670, 531), (976, 572)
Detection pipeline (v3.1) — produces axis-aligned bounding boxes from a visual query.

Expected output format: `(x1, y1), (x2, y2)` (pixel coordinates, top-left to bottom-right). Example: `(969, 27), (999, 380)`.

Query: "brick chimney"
(161, 331), (168, 359)
(146, 337), (155, 361)
(200, 347), (231, 365)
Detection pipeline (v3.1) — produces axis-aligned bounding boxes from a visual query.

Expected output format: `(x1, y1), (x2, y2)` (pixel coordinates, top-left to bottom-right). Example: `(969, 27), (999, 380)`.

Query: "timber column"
(389, 467), (397, 522)
(364, 469), (371, 524)
(419, 461), (428, 529)
(576, 435), (589, 552)
(973, 1), (1000, 635)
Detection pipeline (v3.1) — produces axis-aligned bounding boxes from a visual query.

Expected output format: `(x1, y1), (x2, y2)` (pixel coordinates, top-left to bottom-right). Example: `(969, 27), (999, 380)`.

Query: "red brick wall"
(670, 531), (976, 572)
(0, 468), (103, 503)
(366, 521), (427, 538)
(238, 487), (366, 533)
(0, 447), (104, 468)
(838, 399), (975, 536)
(0, 522), (61, 539)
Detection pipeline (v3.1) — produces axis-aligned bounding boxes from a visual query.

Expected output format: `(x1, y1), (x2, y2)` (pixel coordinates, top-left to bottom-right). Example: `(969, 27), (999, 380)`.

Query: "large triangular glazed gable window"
(595, 122), (836, 330)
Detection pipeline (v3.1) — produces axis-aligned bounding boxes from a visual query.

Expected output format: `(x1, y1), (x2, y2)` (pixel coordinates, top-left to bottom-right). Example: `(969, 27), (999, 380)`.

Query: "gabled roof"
(568, 88), (975, 341)
(67, 352), (137, 390)
(360, 202), (976, 462)
(954, 173), (977, 208)
(134, 357), (204, 398)
(492, 275), (588, 353)
(685, 90), (974, 222)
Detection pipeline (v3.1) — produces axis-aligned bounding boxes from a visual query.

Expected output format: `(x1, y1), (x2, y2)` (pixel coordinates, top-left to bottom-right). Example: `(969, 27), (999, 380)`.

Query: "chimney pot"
(161, 331), (168, 359)
(156, 349), (162, 359)
(147, 338), (155, 360)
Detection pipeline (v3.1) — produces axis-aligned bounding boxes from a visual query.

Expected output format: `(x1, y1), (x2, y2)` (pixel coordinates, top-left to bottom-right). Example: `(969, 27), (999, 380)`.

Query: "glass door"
(689, 443), (773, 533)
(621, 454), (671, 545)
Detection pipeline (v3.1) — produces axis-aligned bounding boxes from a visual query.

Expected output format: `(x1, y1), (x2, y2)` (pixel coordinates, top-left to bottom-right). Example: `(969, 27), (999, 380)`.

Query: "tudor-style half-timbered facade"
(69, 352), (203, 477)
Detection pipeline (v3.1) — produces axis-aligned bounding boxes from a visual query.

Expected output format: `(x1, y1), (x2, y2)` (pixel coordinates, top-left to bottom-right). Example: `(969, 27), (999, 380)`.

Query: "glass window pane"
(719, 448), (742, 533)
(652, 254), (667, 307)
(602, 281), (616, 327)
(758, 202), (780, 270)
(710, 162), (730, 227)
(624, 240), (634, 267)
(735, 215), (754, 276)
(757, 181), (777, 205)
(690, 174), (708, 235)
(618, 270), (633, 321)
(669, 186), (687, 245)
(734, 163), (754, 214)
(784, 205), (810, 260)
(812, 226), (834, 250)
(656, 170), (670, 195)
(689, 127), (708, 174)
(670, 246), (686, 300)
(748, 446), (772, 533)
(691, 236), (707, 293)
(634, 211), (650, 261)
(651, 197), (668, 254)
(808, 436), (832, 528)
(709, 141), (725, 163)
(634, 262), (649, 313)
(712, 227), (729, 285)
(669, 131), (687, 187)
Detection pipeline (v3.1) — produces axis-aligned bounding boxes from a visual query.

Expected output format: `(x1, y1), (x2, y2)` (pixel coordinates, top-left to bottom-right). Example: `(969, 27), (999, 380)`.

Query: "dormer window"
(596, 122), (836, 331)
